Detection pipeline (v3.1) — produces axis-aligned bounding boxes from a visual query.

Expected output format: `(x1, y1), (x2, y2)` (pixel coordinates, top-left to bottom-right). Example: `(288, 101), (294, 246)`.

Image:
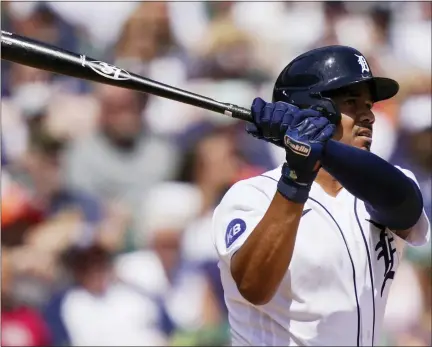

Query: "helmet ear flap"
(310, 94), (341, 125)
(273, 89), (341, 125)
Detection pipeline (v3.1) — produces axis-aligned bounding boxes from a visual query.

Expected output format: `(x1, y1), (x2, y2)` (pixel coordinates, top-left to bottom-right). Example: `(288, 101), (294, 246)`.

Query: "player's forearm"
(322, 140), (423, 230)
(231, 192), (303, 305)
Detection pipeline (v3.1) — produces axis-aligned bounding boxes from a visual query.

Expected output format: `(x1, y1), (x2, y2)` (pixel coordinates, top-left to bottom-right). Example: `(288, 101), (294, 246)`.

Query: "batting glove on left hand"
(246, 97), (323, 148)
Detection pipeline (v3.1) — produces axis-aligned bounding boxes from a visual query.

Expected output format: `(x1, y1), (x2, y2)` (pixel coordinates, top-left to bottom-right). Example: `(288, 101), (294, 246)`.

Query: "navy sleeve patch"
(225, 218), (247, 249)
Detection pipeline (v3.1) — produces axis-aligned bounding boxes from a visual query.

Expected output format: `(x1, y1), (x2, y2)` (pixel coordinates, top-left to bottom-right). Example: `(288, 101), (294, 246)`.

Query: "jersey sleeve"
(211, 178), (273, 266)
(393, 166), (431, 247)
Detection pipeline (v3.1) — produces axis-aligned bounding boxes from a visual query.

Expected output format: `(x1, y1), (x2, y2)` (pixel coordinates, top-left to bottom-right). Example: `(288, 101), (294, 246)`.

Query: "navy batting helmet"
(272, 45), (399, 124)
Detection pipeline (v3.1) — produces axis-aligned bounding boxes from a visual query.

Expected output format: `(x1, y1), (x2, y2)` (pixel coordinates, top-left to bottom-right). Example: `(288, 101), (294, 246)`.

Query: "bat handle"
(222, 103), (253, 123)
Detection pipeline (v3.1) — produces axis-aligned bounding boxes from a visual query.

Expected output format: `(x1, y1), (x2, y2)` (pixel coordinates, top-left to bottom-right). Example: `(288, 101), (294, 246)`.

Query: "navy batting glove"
(246, 97), (322, 148)
(278, 116), (336, 203)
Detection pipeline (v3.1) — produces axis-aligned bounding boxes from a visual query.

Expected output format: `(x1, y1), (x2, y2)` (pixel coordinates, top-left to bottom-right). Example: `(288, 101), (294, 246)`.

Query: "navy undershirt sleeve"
(321, 140), (423, 230)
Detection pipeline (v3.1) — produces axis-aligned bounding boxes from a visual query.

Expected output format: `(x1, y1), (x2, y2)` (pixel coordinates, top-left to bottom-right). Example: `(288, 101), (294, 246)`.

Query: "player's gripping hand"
(246, 97), (323, 148)
(247, 97), (336, 203)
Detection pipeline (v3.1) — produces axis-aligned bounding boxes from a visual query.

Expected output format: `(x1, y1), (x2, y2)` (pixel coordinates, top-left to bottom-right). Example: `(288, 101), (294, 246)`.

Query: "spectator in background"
(7, 64), (52, 122)
(63, 84), (179, 248)
(1, 64), (53, 169)
(391, 95), (432, 221)
(1, 132), (104, 310)
(2, 2), (87, 94)
(44, 244), (166, 346)
(115, 182), (227, 346)
(116, 2), (175, 61)
(383, 246), (431, 346)
(188, 19), (269, 84)
(114, 2), (175, 75)
(22, 133), (103, 248)
(1, 170), (43, 247)
(176, 122), (242, 216)
(1, 249), (52, 347)
(5, 2), (78, 51)
(175, 122), (262, 323)
(390, 2), (431, 73)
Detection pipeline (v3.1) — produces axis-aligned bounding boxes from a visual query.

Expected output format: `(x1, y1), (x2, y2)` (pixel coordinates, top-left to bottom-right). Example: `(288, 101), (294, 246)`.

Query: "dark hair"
(61, 244), (112, 273)
(30, 132), (65, 157)
(175, 121), (225, 183)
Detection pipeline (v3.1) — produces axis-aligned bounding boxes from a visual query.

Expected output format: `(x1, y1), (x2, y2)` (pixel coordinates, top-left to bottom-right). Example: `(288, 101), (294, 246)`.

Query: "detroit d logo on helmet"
(354, 54), (370, 74)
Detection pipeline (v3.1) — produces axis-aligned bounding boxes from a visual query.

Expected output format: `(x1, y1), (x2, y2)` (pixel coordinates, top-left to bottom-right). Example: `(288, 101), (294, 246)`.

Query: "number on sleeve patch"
(225, 218), (247, 249)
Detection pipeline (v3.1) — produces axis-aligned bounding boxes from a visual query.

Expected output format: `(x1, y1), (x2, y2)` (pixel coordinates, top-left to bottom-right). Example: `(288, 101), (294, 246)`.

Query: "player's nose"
(358, 109), (375, 126)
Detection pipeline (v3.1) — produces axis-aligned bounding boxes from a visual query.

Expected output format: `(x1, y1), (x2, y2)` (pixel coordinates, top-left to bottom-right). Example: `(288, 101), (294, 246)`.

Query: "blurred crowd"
(1, 2), (430, 346)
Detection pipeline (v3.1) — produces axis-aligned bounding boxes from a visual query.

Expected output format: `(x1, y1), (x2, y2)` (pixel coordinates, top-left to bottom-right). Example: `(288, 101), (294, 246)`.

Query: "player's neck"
(315, 169), (343, 197)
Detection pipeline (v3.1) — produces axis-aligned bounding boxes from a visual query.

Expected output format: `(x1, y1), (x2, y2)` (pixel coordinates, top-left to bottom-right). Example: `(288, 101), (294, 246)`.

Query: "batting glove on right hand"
(246, 97), (335, 203)
(279, 111), (336, 203)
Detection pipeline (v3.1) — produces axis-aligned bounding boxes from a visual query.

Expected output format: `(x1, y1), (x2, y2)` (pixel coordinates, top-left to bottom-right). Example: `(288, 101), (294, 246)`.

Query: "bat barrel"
(1, 30), (253, 123)
(2, 30), (90, 79)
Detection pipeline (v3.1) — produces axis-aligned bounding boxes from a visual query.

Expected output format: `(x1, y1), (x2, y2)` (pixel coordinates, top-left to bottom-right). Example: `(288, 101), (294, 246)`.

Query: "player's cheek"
(332, 122), (344, 141)
(334, 113), (356, 142)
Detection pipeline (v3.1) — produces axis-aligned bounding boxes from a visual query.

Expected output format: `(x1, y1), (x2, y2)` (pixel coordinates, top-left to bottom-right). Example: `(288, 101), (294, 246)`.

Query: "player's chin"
(353, 136), (372, 151)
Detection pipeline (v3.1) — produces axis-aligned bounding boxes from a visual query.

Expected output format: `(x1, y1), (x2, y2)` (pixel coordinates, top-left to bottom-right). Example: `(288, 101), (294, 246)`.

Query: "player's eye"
(345, 99), (357, 106)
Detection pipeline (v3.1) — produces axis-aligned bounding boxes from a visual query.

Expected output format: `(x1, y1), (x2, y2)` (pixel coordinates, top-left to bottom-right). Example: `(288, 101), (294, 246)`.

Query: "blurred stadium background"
(1, 1), (430, 346)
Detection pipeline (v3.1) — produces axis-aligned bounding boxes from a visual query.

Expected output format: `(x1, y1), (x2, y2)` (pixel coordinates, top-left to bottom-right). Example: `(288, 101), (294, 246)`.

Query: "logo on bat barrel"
(1, 31), (13, 45)
(80, 55), (131, 81)
(284, 136), (311, 156)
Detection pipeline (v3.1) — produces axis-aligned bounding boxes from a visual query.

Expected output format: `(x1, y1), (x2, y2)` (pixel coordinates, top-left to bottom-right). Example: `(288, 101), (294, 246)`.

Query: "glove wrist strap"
(277, 164), (312, 204)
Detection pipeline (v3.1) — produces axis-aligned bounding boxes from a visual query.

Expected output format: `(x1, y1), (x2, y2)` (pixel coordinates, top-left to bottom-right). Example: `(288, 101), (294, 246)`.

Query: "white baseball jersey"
(212, 165), (430, 346)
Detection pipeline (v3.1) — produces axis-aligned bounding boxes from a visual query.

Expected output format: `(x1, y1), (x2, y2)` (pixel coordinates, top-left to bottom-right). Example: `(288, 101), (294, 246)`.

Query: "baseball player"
(211, 45), (431, 346)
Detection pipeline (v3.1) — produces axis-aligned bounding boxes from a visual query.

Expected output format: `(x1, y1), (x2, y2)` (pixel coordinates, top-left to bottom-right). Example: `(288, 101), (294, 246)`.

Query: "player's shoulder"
(237, 165), (282, 190)
(212, 166), (281, 224)
(218, 166), (281, 207)
(211, 167), (281, 251)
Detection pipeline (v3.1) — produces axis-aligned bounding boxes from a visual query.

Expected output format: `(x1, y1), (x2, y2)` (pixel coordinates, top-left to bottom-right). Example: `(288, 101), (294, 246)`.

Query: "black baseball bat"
(1, 30), (252, 122)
